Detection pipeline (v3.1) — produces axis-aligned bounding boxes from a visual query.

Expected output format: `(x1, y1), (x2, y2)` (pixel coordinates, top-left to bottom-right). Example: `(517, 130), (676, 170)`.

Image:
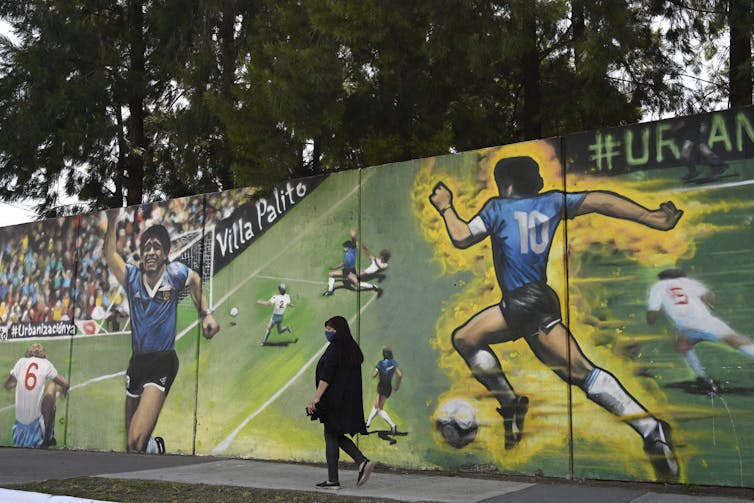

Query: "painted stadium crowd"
(0, 189), (252, 331)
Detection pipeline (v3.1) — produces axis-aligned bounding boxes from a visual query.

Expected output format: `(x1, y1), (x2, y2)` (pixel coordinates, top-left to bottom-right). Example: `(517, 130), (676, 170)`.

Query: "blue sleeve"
(168, 262), (191, 288)
(564, 192), (587, 219)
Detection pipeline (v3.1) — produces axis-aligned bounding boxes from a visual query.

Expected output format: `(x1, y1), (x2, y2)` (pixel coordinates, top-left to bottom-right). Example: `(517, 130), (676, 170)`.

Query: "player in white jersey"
(359, 244), (390, 279)
(647, 269), (754, 391)
(257, 283), (294, 346)
(4, 343), (69, 448)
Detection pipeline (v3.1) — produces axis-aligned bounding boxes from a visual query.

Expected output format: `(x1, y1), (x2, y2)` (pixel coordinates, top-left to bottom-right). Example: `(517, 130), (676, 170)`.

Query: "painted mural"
(0, 107), (753, 489)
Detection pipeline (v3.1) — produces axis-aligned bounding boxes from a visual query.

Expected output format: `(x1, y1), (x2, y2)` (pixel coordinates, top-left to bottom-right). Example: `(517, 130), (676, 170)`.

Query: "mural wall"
(1, 107), (754, 488)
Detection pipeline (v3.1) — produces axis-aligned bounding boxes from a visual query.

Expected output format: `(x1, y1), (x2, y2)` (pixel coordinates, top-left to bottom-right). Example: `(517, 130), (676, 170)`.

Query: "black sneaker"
(322, 290), (333, 297)
(374, 286), (384, 298)
(316, 480), (340, 490)
(681, 169), (699, 182)
(708, 164), (728, 180)
(357, 460), (374, 487)
(695, 377), (719, 394)
(643, 420), (679, 482)
(497, 395), (529, 450)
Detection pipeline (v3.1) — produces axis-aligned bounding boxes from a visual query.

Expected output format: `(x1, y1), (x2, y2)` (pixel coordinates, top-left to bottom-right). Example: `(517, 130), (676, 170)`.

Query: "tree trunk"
(729, 0), (753, 106)
(519, 4), (542, 139)
(218, 4), (236, 190)
(125, 0), (146, 206)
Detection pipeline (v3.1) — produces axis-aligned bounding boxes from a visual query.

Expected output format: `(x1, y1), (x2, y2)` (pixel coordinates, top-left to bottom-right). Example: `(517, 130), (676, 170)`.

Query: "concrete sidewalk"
(1, 448), (752, 503)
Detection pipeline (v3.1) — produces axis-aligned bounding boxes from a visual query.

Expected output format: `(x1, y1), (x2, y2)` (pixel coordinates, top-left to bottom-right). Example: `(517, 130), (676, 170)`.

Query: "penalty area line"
(211, 293), (379, 455)
(255, 275), (328, 286)
(671, 178), (754, 193)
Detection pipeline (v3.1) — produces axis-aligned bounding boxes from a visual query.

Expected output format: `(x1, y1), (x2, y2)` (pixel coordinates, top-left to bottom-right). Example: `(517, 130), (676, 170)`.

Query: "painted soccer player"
(322, 230), (382, 297)
(256, 283), (294, 346)
(4, 343), (69, 448)
(359, 244), (391, 282)
(104, 211), (219, 453)
(669, 119), (727, 182)
(366, 346), (402, 433)
(647, 269), (754, 392)
(429, 155), (683, 481)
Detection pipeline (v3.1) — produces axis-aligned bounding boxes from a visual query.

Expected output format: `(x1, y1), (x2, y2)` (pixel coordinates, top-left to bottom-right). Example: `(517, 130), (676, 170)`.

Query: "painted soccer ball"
(230, 307), (239, 317)
(435, 398), (478, 449)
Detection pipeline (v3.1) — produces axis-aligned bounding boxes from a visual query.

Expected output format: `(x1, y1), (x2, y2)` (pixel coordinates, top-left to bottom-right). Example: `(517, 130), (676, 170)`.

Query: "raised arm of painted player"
(575, 191), (683, 231)
(188, 271), (220, 340)
(429, 182), (485, 248)
(103, 212), (127, 286)
(256, 299), (272, 307)
(362, 243), (375, 261)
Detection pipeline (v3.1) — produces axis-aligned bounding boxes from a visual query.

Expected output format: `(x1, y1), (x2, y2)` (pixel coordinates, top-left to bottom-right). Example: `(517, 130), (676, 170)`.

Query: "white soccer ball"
(435, 398), (478, 449)
(229, 307), (239, 317)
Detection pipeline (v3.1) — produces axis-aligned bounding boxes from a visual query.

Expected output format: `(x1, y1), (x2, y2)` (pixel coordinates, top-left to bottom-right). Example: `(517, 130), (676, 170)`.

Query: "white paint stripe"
(255, 275), (328, 286)
(212, 293), (378, 454)
(671, 177), (754, 193)
(0, 370), (128, 417)
(0, 488), (117, 503)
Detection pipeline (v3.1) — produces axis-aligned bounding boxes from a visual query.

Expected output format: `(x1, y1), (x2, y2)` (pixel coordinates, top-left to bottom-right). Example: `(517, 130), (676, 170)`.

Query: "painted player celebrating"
(366, 347), (402, 433)
(256, 283), (294, 346)
(647, 269), (754, 392)
(4, 343), (69, 448)
(104, 210), (219, 453)
(430, 155), (683, 482)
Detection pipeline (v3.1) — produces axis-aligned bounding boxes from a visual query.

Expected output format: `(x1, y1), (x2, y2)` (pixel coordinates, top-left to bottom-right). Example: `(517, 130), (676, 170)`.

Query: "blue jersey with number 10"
(477, 191), (586, 293)
(125, 262), (190, 354)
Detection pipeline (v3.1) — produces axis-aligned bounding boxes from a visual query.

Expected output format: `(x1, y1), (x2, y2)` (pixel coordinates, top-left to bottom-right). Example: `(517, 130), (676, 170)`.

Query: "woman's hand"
(307, 396), (320, 415)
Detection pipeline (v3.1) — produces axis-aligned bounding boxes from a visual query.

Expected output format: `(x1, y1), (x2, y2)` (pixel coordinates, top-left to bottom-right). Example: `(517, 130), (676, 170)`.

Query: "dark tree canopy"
(0, 0), (749, 217)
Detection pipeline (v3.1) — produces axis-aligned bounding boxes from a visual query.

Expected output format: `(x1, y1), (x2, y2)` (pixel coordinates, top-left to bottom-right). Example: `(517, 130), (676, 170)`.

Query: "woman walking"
(307, 315), (374, 489)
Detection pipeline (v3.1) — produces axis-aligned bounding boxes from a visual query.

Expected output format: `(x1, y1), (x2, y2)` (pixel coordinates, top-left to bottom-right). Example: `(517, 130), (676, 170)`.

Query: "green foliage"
(0, 0), (744, 215)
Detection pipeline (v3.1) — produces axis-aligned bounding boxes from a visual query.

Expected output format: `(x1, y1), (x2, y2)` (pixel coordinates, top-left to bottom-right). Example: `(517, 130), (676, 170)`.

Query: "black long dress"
(314, 343), (367, 435)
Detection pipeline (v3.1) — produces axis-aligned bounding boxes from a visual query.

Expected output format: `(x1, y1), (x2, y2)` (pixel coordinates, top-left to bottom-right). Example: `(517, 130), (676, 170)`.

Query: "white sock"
(378, 409), (395, 428)
(366, 407), (378, 427)
(738, 344), (754, 358)
(328, 278), (335, 291)
(466, 348), (516, 405)
(145, 436), (158, 454)
(583, 368), (656, 437)
(684, 349), (708, 379)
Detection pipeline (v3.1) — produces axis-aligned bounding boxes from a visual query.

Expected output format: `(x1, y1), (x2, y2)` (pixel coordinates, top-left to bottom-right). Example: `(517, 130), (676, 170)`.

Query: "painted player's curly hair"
(382, 346), (393, 359)
(658, 268), (686, 280)
(140, 224), (171, 256)
(25, 343), (46, 359)
(494, 156), (544, 197)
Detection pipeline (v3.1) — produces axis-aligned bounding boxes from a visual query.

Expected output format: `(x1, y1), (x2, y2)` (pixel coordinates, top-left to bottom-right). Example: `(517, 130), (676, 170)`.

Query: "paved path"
(0, 448), (752, 502)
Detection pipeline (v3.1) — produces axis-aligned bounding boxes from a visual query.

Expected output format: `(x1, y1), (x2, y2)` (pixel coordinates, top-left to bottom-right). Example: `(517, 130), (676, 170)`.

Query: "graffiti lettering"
(571, 109), (754, 173)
